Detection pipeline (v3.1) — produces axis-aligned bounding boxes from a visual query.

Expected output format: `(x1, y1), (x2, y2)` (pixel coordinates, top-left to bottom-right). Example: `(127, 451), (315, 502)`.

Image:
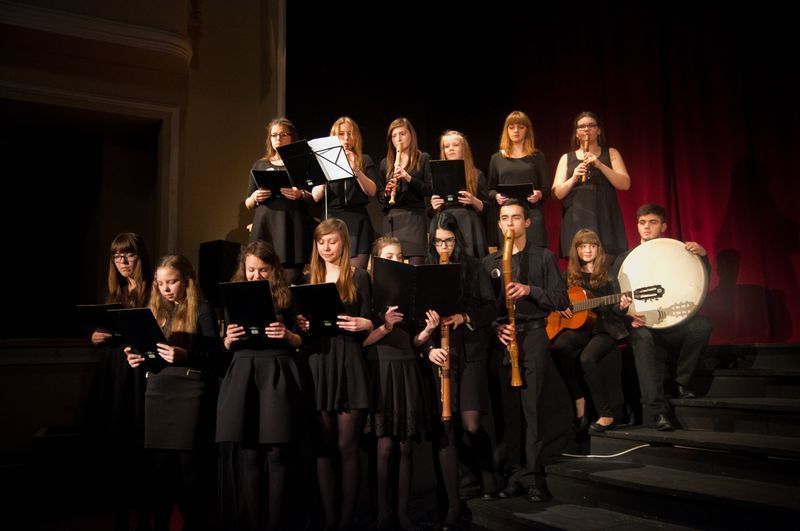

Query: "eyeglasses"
(113, 253), (138, 263)
(576, 123), (598, 130)
(270, 132), (292, 139)
(433, 237), (456, 247)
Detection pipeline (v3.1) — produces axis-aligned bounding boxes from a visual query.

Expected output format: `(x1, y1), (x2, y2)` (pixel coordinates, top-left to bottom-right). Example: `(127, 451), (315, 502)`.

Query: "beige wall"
(181, 0), (280, 263)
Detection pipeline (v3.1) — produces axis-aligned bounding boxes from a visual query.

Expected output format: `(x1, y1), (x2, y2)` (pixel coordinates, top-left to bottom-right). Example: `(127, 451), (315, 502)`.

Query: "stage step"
(546, 457), (800, 529)
(693, 368), (800, 398)
(707, 343), (800, 370)
(670, 397), (800, 436)
(586, 429), (800, 486)
(466, 498), (694, 531)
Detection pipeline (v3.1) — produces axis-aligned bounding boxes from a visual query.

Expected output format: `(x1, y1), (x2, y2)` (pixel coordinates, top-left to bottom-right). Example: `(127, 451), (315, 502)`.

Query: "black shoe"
(481, 490), (499, 501)
(526, 481), (553, 503)
(575, 416), (590, 430)
(498, 481), (525, 499)
(677, 385), (696, 399)
(589, 419), (617, 433)
(655, 413), (674, 431)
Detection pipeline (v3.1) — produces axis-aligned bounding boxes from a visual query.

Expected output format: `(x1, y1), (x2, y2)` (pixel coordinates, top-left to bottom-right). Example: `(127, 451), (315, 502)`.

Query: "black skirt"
(431, 352), (489, 415)
(327, 206), (374, 256)
(250, 200), (312, 267)
(216, 349), (304, 445)
(382, 207), (428, 257)
(144, 366), (216, 450)
(308, 334), (370, 412)
(364, 328), (431, 440)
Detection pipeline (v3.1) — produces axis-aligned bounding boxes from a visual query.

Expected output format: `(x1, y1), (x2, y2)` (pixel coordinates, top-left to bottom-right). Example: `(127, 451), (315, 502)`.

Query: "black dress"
(306, 268), (372, 411)
(560, 149), (628, 257)
(143, 302), (220, 450)
(248, 159), (312, 267)
(488, 151), (550, 247)
(430, 255), (497, 413)
(323, 154), (378, 257)
(377, 152), (433, 257)
(431, 170), (489, 258)
(364, 323), (431, 440)
(216, 306), (305, 445)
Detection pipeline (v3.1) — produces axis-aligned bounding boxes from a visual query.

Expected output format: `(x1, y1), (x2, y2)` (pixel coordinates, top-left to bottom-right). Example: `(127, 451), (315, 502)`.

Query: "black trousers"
(551, 330), (618, 418)
(628, 315), (713, 424)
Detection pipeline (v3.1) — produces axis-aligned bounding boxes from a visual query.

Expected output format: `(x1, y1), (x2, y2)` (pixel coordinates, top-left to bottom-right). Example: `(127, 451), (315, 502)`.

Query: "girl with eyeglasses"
(88, 232), (153, 529)
(429, 130), (489, 258)
(424, 212), (499, 529)
(125, 255), (220, 531)
(377, 117), (433, 266)
(310, 116), (378, 269)
(551, 111), (630, 261)
(245, 117), (313, 284)
(488, 110), (550, 248)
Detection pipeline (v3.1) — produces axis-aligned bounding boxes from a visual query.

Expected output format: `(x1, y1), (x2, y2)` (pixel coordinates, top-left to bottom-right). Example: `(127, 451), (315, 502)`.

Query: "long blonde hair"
(309, 218), (357, 304)
(261, 117), (298, 161)
(566, 229), (609, 289)
(330, 116), (363, 171)
(499, 110), (535, 157)
(385, 117), (421, 178)
(149, 255), (200, 341)
(439, 130), (478, 195)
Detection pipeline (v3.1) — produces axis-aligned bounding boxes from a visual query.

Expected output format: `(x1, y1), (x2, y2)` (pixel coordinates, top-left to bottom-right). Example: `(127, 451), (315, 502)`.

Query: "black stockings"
(376, 437), (413, 528)
(241, 445), (286, 531)
(315, 410), (364, 529)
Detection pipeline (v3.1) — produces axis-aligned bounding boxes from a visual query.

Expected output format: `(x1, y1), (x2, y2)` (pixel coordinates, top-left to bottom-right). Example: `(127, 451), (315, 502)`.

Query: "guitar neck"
(571, 291), (631, 312)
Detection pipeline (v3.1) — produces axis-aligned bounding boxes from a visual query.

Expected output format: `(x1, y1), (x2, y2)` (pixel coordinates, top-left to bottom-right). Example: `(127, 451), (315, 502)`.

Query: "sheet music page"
(308, 136), (355, 181)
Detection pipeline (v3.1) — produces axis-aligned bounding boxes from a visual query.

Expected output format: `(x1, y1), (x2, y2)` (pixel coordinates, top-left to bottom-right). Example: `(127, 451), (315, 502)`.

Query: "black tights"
(240, 445), (286, 531)
(350, 253), (370, 270)
(153, 450), (202, 531)
(434, 411), (495, 526)
(376, 437), (413, 528)
(315, 410), (364, 529)
(282, 268), (303, 286)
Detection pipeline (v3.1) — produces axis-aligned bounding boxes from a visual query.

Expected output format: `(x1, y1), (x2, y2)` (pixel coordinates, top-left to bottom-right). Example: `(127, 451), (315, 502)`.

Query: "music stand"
(430, 160), (467, 204)
(372, 257), (462, 324)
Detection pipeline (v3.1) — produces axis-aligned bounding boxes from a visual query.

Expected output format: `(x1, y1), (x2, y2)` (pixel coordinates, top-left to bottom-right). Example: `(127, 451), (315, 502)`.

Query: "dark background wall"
(285, 1), (800, 344)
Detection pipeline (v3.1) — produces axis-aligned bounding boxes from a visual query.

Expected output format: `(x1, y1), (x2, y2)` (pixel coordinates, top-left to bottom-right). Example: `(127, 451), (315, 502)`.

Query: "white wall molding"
(0, 0), (193, 63)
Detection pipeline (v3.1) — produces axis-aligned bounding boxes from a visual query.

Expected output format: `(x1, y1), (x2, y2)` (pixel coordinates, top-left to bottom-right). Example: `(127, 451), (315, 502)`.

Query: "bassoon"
(502, 229), (523, 387)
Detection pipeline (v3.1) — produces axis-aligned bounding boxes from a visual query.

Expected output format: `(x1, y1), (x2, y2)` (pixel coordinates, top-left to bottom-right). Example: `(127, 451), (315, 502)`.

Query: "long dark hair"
(231, 240), (292, 310)
(570, 111), (607, 150)
(107, 232), (151, 308)
(426, 212), (467, 268)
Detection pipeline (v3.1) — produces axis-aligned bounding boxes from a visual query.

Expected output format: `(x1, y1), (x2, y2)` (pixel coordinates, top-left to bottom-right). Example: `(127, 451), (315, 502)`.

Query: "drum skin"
(617, 238), (708, 329)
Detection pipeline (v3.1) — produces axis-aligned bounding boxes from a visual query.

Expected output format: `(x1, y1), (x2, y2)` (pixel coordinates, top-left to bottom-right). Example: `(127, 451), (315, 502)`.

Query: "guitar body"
(546, 286), (597, 339)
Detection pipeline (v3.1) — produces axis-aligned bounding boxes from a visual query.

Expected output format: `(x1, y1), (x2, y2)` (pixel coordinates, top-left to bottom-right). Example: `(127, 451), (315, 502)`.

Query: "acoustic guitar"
(546, 284), (664, 340)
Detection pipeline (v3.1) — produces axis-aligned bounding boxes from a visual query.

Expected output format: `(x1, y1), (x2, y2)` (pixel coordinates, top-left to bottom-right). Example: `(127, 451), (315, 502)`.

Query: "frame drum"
(617, 238), (708, 329)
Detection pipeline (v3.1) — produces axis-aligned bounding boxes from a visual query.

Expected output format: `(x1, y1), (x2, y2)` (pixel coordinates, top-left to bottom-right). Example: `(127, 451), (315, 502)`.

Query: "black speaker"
(198, 240), (242, 309)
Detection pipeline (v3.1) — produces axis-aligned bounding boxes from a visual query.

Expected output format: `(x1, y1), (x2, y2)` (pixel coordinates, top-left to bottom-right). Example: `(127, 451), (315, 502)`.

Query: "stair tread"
(669, 396), (800, 411)
(548, 459), (800, 510)
(699, 367), (800, 377)
(466, 499), (694, 531)
(590, 426), (800, 458)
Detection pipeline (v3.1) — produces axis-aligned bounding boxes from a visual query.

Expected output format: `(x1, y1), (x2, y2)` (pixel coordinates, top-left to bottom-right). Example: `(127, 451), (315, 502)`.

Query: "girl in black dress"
(487, 110), (550, 247)
(125, 255), (219, 531)
(311, 116), (378, 269)
(429, 130), (489, 258)
(377, 117), (432, 265)
(246, 117), (313, 284)
(364, 236), (435, 530)
(550, 229), (631, 432)
(300, 218), (374, 530)
(551, 111), (630, 260)
(89, 232), (152, 530)
(425, 213), (499, 530)
(216, 241), (304, 530)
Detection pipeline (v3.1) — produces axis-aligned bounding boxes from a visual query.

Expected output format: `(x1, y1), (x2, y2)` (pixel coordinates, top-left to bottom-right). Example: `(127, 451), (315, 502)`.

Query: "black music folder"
(76, 303), (123, 335)
(277, 140), (328, 190)
(251, 169), (294, 196)
(372, 258), (462, 323)
(497, 183), (534, 203)
(109, 308), (167, 369)
(219, 280), (278, 338)
(430, 159), (467, 204)
(289, 283), (345, 335)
